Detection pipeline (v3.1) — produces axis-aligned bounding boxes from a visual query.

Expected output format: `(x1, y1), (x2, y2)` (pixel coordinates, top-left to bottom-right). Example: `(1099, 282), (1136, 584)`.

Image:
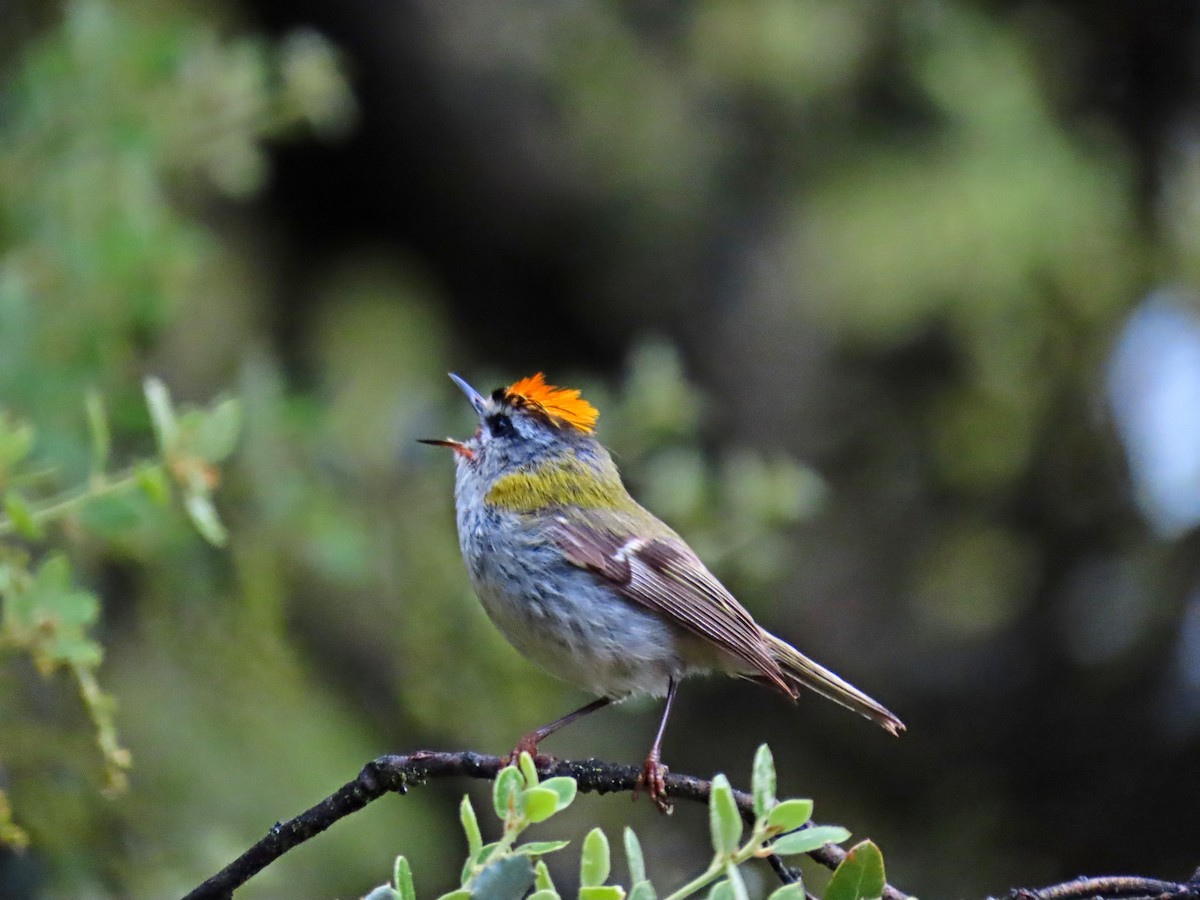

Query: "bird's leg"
(508, 696), (612, 763)
(635, 678), (677, 814)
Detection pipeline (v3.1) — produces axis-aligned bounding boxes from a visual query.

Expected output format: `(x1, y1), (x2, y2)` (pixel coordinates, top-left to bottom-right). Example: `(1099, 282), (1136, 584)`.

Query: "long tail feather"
(765, 633), (905, 735)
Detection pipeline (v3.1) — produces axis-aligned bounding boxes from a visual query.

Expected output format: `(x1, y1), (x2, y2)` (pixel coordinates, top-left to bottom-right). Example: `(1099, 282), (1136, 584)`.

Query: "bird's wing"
(549, 511), (793, 695)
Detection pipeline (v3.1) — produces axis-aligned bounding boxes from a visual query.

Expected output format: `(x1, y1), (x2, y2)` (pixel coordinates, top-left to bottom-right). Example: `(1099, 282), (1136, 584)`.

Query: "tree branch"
(179, 749), (910, 900)
(1000, 871), (1200, 900)
(180, 750), (1200, 900)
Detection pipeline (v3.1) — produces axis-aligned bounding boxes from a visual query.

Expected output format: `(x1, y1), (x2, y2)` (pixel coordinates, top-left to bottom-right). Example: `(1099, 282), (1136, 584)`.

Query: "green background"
(2, 0), (1199, 897)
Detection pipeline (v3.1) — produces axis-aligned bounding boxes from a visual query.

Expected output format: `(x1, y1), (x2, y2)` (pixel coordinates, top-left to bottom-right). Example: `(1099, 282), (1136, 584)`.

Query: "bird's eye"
(488, 414), (515, 438)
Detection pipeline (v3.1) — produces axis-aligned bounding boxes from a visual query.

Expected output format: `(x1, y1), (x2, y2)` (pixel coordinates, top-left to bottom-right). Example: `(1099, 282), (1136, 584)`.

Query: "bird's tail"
(765, 633), (905, 736)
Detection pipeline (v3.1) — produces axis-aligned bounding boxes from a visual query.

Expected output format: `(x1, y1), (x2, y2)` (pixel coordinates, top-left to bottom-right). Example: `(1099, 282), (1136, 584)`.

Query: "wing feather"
(550, 514), (792, 695)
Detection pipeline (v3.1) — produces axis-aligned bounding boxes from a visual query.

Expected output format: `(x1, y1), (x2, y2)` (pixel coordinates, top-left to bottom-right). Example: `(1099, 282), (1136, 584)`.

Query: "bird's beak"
(417, 373), (487, 460)
(448, 372), (488, 419)
(417, 437), (474, 460)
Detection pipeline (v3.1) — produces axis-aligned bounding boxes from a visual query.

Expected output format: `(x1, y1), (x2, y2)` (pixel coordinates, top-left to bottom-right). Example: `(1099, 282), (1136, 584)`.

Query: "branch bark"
(179, 749), (908, 900)
(1000, 872), (1200, 900)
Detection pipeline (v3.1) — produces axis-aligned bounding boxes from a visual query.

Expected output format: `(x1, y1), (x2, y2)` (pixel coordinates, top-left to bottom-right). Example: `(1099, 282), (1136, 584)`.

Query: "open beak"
(417, 437), (474, 460)
(448, 372), (487, 418)
(418, 373), (487, 460)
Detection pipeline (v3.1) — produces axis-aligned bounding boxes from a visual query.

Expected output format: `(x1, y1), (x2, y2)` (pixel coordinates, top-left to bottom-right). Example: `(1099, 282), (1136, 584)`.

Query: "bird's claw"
(634, 755), (673, 814)
(502, 734), (551, 768)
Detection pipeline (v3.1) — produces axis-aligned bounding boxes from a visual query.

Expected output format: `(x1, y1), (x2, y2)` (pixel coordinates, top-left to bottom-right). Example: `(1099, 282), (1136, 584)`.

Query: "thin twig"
(179, 749), (910, 900)
(1001, 871), (1200, 900)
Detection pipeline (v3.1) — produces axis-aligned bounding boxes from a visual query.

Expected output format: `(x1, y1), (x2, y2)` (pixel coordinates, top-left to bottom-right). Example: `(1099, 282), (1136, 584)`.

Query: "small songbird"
(422, 372), (903, 808)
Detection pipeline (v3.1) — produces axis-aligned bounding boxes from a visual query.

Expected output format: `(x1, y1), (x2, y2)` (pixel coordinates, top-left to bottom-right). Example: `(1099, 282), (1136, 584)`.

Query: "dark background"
(2, 1), (1200, 897)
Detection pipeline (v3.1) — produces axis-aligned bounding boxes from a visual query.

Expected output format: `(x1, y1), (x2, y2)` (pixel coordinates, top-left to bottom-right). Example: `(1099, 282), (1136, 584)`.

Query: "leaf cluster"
(366, 745), (890, 900)
(0, 380), (240, 843)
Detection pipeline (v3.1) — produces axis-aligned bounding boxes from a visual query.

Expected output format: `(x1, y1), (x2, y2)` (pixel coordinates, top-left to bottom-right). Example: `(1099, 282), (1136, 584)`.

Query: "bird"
(421, 372), (903, 809)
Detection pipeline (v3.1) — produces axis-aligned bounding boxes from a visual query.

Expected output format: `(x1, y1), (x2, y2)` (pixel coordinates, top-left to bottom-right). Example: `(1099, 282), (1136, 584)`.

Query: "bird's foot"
(634, 753), (672, 815)
(502, 733), (552, 768)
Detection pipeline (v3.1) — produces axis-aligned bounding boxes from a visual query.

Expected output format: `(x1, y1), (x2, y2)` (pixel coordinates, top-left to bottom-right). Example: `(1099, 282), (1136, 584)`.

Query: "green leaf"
(493, 766), (524, 820)
(193, 397), (241, 462)
(580, 827), (611, 888)
(766, 885), (806, 900)
(771, 825), (851, 856)
(50, 592), (100, 631)
(534, 859), (556, 891)
(518, 751), (539, 787)
(4, 490), (43, 539)
(0, 789), (30, 850)
(144, 377), (177, 455)
(80, 495), (142, 535)
(539, 776), (577, 811)
(751, 744), (776, 820)
(435, 891), (471, 900)
(472, 842), (500, 866)
(708, 774), (742, 857)
(472, 854), (535, 900)
(184, 492), (227, 546)
(394, 855), (416, 900)
(47, 633), (103, 667)
(522, 787), (560, 823)
(707, 881), (735, 900)
(0, 413), (34, 471)
(628, 883), (657, 900)
(623, 826), (646, 885)
(528, 892), (560, 900)
(85, 388), (111, 475)
(723, 862), (749, 900)
(33, 554), (70, 593)
(460, 854), (475, 886)
(463, 839), (500, 882)
(135, 463), (170, 505)
(766, 799), (813, 833)
(824, 840), (886, 900)
(461, 796), (483, 858)
(579, 888), (624, 900)
(9, 555), (104, 669)
(513, 840), (570, 856)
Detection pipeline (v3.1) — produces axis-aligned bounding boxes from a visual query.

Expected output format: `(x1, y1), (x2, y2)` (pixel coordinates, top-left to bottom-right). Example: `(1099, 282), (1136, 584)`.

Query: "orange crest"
(504, 373), (599, 433)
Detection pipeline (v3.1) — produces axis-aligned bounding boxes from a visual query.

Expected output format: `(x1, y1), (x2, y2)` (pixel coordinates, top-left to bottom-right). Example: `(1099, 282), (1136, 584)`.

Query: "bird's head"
(420, 372), (600, 478)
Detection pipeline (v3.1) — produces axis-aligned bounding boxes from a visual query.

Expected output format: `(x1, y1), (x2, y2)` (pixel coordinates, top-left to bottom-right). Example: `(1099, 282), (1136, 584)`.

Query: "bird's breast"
(454, 507), (688, 699)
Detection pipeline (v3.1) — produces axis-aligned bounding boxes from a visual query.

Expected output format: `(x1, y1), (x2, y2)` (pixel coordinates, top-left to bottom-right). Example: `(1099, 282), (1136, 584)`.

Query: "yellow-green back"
(485, 452), (637, 514)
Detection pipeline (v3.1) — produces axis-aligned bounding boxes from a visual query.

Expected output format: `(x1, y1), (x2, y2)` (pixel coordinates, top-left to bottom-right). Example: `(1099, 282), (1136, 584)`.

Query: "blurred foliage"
(0, 0), (1198, 897)
(0, 0), (353, 436)
(0, 380), (239, 828)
